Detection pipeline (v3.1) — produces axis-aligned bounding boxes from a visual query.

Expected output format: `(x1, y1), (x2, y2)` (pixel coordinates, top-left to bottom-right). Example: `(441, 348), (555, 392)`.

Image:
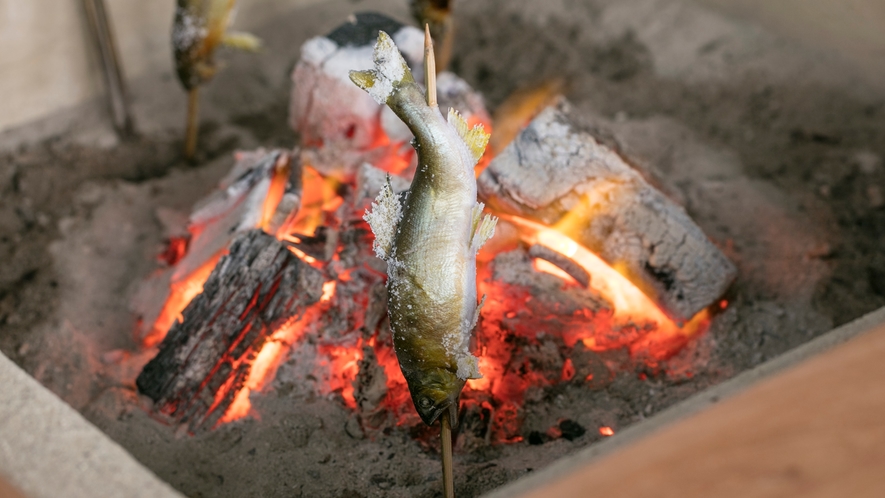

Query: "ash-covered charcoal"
(479, 99), (737, 322)
(568, 341), (613, 390)
(436, 72), (490, 128)
(353, 344), (389, 431)
(290, 13), (490, 179)
(136, 229), (324, 432)
(177, 149), (302, 280)
(354, 163), (411, 210)
(289, 13), (425, 177)
(132, 149), (302, 344)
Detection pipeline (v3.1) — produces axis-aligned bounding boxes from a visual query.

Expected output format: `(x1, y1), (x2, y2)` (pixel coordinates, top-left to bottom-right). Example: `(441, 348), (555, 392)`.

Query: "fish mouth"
(419, 398), (460, 428)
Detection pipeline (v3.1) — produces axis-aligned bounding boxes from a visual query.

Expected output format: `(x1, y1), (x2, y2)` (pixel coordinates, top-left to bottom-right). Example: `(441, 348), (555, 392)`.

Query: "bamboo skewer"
(424, 24), (438, 107)
(425, 24), (453, 498)
(441, 414), (455, 498)
(185, 88), (200, 160)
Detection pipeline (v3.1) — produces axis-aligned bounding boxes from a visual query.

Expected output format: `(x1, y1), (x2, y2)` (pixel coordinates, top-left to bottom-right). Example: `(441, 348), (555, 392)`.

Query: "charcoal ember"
(353, 345), (389, 430)
(528, 243), (590, 288)
(515, 336), (566, 385)
(284, 225), (339, 262)
(334, 219), (384, 274)
(136, 229), (324, 432)
(479, 99), (737, 322)
(490, 249), (609, 316)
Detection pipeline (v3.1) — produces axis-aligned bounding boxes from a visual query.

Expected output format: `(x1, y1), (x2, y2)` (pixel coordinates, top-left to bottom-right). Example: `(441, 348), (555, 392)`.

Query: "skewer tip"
(424, 23), (438, 107)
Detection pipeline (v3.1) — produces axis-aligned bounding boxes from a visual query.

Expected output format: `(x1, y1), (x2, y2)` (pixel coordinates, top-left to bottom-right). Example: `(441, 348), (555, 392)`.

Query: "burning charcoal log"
(289, 13), (489, 178)
(478, 100), (737, 322)
(136, 229), (324, 432)
(133, 149), (302, 345)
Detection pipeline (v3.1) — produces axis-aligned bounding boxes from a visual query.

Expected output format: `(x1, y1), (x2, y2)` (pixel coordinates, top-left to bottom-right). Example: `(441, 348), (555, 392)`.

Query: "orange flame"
(147, 108), (719, 439)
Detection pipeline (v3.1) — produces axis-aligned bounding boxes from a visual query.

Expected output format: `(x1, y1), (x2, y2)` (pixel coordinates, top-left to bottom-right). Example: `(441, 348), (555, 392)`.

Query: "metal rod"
(81, 0), (134, 136)
(441, 414), (454, 498)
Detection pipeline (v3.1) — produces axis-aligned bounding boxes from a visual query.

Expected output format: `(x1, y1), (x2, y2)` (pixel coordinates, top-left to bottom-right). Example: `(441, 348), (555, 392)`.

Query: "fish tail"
(447, 108), (490, 166)
(222, 31), (262, 51)
(349, 31), (415, 105)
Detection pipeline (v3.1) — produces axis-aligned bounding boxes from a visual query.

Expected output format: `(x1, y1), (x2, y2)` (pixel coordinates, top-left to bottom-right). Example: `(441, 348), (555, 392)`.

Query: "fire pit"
(1, 0), (883, 497)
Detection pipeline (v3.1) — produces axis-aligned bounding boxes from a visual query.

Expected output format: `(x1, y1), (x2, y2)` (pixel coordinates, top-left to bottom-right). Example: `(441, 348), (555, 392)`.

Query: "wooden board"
(520, 319), (885, 498)
(0, 474), (26, 498)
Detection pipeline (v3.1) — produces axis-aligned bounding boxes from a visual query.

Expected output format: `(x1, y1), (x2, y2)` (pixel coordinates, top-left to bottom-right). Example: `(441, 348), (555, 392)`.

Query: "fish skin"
(353, 32), (496, 426)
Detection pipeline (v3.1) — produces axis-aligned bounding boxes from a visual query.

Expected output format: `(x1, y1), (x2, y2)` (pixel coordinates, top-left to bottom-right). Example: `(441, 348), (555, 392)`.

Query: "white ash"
(172, 7), (206, 52)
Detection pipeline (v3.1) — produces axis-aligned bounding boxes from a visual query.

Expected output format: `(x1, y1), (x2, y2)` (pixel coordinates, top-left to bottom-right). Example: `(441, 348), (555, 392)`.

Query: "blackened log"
(136, 229), (323, 431)
(478, 100), (736, 322)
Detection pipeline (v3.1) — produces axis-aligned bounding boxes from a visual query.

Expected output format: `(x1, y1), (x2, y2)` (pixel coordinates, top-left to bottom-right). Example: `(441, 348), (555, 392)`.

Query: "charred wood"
(136, 229), (323, 432)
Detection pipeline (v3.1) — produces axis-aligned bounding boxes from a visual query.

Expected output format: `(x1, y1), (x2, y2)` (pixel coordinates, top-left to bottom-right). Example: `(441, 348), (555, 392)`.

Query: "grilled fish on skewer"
(172, 0), (260, 90)
(352, 31), (496, 426)
(173, 0), (260, 158)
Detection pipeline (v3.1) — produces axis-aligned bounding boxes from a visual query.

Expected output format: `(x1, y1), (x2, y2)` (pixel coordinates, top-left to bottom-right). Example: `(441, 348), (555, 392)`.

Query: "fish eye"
(419, 397), (432, 409)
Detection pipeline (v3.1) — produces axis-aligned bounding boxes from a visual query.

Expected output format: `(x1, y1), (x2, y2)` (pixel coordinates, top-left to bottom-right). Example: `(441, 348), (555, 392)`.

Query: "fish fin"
(447, 108), (490, 165)
(222, 31), (262, 51)
(470, 294), (486, 331)
(349, 31), (415, 105)
(363, 176), (402, 261)
(469, 203), (497, 253)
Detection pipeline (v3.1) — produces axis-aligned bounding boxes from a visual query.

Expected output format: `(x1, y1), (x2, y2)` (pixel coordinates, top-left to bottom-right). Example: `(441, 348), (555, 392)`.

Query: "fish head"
(406, 367), (464, 427)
